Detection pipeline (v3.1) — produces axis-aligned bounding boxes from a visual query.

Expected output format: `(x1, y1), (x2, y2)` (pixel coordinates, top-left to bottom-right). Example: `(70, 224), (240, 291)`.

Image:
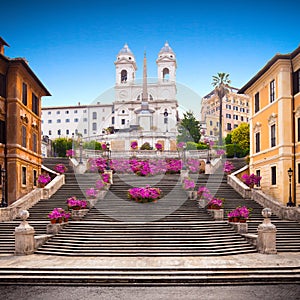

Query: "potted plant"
(127, 185), (162, 203)
(241, 173), (262, 188)
(130, 141), (138, 150)
(207, 198), (224, 210)
(223, 161), (235, 174)
(66, 149), (75, 158)
(182, 178), (196, 199)
(155, 142), (163, 152)
(55, 163), (68, 174)
(38, 173), (51, 188)
(85, 188), (98, 199)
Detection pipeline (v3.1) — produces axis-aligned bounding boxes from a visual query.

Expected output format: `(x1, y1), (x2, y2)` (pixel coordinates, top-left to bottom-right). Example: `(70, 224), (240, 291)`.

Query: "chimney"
(0, 37), (10, 55)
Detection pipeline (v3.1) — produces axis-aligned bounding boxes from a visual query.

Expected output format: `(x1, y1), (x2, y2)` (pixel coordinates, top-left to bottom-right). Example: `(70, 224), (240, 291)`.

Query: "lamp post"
(287, 168), (294, 207)
(1, 169), (7, 207)
(106, 142), (111, 170)
(79, 140), (83, 164)
(206, 141), (211, 164)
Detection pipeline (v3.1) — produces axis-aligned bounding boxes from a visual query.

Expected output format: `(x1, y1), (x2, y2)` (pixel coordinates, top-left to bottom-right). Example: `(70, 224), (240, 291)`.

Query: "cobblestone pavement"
(1, 284), (300, 300)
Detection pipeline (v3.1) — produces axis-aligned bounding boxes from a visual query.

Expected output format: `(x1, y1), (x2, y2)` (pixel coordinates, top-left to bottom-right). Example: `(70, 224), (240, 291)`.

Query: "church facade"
(42, 42), (180, 151)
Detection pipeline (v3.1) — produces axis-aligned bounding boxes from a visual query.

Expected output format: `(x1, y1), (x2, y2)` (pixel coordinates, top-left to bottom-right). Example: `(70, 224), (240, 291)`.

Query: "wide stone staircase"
(0, 157), (300, 285)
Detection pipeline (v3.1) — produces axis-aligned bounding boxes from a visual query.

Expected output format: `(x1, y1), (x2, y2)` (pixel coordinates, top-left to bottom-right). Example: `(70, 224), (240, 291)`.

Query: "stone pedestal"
(86, 198), (98, 208)
(180, 170), (189, 183)
(14, 210), (35, 255)
(207, 209), (224, 221)
(186, 190), (197, 200)
(46, 222), (67, 235)
(71, 209), (89, 221)
(257, 208), (277, 254)
(98, 190), (108, 200)
(205, 163), (212, 175)
(231, 222), (248, 234)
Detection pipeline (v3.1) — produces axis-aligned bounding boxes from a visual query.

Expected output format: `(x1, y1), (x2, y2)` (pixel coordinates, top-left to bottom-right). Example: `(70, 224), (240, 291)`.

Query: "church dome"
(116, 43), (136, 62)
(158, 41), (176, 60)
(159, 41), (174, 54)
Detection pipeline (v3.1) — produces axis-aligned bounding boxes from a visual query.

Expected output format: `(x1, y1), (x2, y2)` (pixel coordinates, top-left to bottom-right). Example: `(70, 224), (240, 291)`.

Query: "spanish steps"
(0, 157), (299, 257)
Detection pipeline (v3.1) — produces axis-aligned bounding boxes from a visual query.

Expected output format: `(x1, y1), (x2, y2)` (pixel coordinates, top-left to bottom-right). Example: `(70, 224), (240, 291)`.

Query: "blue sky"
(1, 0), (300, 117)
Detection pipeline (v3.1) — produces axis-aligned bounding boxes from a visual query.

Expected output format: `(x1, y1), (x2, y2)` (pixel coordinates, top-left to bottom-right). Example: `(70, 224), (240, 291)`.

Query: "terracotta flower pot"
(50, 219), (57, 224)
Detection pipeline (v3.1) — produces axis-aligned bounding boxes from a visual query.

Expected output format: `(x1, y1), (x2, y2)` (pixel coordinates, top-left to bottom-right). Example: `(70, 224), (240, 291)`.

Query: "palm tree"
(212, 73), (231, 146)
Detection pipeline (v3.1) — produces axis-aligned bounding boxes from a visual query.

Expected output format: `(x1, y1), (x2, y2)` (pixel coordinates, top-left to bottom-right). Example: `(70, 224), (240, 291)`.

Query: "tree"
(231, 123), (250, 152)
(212, 73), (231, 146)
(53, 138), (73, 157)
(177, 111), (201, 143)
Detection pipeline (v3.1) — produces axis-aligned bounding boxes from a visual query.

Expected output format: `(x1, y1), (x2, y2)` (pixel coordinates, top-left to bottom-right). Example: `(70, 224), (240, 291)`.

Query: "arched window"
(163, 68), (170, 81)
(121, 70), (127, 83)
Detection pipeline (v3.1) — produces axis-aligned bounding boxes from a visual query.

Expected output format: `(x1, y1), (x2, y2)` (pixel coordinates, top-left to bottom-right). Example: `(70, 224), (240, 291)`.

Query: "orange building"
(0, 37), (50, 205)
(239, 45), (300, 206)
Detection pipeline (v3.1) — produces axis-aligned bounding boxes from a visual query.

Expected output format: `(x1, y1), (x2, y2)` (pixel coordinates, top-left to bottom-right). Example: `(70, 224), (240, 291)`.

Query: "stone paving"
(0, 252), (299, 269)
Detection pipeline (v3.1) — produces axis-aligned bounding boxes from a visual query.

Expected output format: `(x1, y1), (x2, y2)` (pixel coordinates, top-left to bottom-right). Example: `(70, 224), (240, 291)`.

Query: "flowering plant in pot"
(101, 173), (110, 184)
(85, 188), (98, 199)
(207, 198), (224, 209)
(38, 173), (51, 187)
(66, 149), (75, 157)
(127, 185), (162, 203)
(197, 186), (212, 199)
(227, 206), (252, 222)
(48, 208), (70, 223)
(66, 196), (87, 210)
(182, 178), (195, 190)
(155, 142), (163, 151)
(55, 163), (68, 174)
(241, 173), (261, 188)
(130, 141), (138, 150)
(223, 161), (235, 174)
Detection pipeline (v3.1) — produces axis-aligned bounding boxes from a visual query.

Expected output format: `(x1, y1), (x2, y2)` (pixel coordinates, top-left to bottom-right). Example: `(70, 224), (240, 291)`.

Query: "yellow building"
(239, 45), (300, 206)
(200, 87), (250, 140)
(0, 37), (50, 205)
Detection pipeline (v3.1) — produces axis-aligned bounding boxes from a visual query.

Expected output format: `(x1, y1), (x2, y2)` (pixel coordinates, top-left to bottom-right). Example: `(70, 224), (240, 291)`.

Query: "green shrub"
(140, 142), (153, 150)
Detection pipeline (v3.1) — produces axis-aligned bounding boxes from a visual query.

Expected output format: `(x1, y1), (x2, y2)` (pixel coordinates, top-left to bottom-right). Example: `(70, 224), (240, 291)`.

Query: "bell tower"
(156, 41), (177, 83)
(114, 43), (137, 85)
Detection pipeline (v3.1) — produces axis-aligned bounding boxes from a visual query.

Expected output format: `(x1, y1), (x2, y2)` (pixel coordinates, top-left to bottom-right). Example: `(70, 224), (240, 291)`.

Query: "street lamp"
(206, 141), (211, 164)
(287, 168), (294, 207)
(79, 140), (83, 164)
(1, 169), (7, 207)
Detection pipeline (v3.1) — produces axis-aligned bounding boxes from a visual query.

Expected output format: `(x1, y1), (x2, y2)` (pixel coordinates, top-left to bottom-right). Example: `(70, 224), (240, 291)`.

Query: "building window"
(22, 83), (27, 105)
(255, 132), (260, 153)
(57, 129), (61, 136)
(57, 119), (61, 123)
(83, 118), (87, 122)
(0, 73), (6, 97)
(84, 129), (87, 134)
(255, 92), (260, 113)
(83, 109), (87, 113)
(93, 112), (97, 120)
(234, 124), (238, 129)
(22, 126), (27, 147)
(121, 119), (125, 125)
(298, 118), (300, 142)
(22, 166), (26, 185)
(74, 110), (78, 114)
(66, 119), (70, 123)
(112, 116), (115, 125)
(270, 124), (276, 147)
(271, 166), (276, 185)
(75, 129), (78, 135)
(92, 122), (97, 131)
(48, 111), (51, 115)
(227, 123), (232, 131)
(241, 116), (244, 121)
(32, 133), (37, 153)
(65, 110), (69, 114)
(74, 118), (78, 122)
(293, 69), (300, 95)
(256, 170), (261, 187)
(48, 120), (52, 124)
(0, 120), (6, 144)
(209, 120), (213, 126)
(33, 170), (37, 187)
(66, 129), (69, 135)
(270, 80), (275, 103)
(48, 130), (52, 135)
(226, 114), (231, 119)
(56, 111), (60, 114)
(32, 93), (39, 115)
